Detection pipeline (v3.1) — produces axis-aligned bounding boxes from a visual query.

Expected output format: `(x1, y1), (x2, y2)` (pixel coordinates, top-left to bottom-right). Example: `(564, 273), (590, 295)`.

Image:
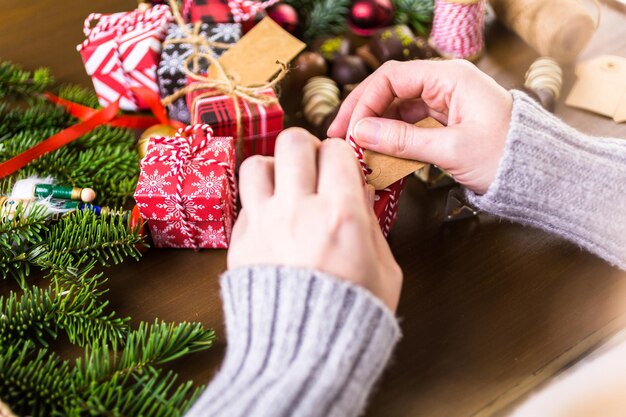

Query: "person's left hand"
(227, 128), (403, 312)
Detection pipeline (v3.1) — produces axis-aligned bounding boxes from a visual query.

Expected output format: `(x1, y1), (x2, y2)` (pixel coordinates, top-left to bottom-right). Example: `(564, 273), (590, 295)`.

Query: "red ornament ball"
(348, 0), (395, 37)
(267, 4), (300, 34)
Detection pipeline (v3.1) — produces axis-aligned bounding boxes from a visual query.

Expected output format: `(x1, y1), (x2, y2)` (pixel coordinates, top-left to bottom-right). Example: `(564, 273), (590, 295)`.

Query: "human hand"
(327, 59), (513, 195)
(227, 128), (403, 312)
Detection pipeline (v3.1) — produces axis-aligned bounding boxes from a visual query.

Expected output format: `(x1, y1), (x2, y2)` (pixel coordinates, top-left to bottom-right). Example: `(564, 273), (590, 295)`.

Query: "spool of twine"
(429, 0), (485, 61)
(490, 0), (596, 62)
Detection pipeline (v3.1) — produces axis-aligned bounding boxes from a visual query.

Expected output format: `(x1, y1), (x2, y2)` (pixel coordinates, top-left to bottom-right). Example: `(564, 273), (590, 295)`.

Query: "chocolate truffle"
(312, 36), (351, 62)
(331, 55), (369, 87)
(290, 51), (328, 88)
(369, 25), (440, 64)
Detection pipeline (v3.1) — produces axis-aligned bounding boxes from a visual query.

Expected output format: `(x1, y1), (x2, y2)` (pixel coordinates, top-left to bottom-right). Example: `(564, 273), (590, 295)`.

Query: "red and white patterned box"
(187, 86), (283, 159)
(77, 5), (172, 111)
(134, 125), (237, 249)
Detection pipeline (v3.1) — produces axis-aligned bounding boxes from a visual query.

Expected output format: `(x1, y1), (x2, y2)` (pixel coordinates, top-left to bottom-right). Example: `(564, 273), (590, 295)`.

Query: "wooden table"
(2, 2), (626, 416)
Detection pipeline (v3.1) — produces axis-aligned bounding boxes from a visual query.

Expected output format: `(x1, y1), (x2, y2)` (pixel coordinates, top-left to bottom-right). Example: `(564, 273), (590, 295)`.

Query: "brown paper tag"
(364, 117), (443, 190)
(208, 17), (306, 86)
(565, 55), (626, 123)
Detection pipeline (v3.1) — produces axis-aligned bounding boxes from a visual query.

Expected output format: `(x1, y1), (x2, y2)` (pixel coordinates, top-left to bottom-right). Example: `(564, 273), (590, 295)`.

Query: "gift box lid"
(134, 131), (236, 224)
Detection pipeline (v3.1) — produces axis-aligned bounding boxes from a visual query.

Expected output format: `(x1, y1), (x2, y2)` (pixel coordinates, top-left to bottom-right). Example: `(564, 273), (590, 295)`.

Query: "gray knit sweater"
(185, 91), (626, 417)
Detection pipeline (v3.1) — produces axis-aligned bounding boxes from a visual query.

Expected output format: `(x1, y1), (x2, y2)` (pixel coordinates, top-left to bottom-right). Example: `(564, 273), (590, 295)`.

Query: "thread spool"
(490, 0), (596, 62)
(429, 0), (485, 61)
(302, 76), (341, 127)
(524, 56), (563, 112)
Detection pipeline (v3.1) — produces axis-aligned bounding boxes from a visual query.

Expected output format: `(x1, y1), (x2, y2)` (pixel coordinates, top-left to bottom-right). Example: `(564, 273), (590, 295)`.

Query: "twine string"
(162, 51), (287, 158)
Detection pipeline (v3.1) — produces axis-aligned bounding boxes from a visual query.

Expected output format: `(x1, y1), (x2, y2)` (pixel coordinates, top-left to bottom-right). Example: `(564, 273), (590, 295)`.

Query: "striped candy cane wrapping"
(348, 135), (406, 238)
(77, 5), (173, 111)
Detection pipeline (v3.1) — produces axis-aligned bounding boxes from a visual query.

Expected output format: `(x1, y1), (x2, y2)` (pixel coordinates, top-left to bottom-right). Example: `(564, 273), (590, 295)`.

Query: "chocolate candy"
(303, 76), (341, 127)
(331, 55), (369, 87)
(290, 51), (328, 89)
(312, 36), (351, 62)
(369, 25), (439, 64)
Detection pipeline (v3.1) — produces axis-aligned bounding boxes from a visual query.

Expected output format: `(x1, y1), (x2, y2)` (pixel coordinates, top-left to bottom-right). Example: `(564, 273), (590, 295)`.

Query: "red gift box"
(188, 86), (283, 158)
(188, 0), (278, 24)
(77, 5), (172, 111)
(134, 125), (237, 249)
(190, 0), (233, 23)
(348, 135), (406, 237)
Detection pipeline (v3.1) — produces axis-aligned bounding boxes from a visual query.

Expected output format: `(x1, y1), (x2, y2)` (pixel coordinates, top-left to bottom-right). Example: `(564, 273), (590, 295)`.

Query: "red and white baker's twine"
(228, 0), (280, 22)
(82, 4), (172, 44)
(429, 0), (485, 60)
(348, 135), (401, 237)
(144, 124), (237, 249)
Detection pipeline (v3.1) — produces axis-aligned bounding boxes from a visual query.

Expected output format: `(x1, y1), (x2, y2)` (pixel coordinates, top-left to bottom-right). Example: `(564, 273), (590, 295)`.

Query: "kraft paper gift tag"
(565, 55), (626, 123)
(207, 17), (306, 86)
(364, 117), (444, 190)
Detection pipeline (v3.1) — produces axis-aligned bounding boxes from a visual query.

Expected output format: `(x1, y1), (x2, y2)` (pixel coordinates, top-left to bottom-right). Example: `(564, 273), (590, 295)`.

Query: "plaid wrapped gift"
(134, 124), (237, 249)
(158, 22), (241, 124)
(188, 85), (283, 158)
(77, 5), (173, 111)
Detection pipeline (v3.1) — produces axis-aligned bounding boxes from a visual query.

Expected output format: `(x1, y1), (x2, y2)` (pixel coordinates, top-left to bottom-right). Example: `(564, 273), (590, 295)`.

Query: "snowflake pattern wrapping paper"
(158, 22), (241, 123)
(134, 126), (236, 249)
(188, 87), (283, 159)
(77, 5), (173, 111)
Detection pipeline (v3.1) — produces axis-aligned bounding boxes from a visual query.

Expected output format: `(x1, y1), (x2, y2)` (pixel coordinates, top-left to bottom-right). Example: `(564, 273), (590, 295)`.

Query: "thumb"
(353, 117), (458, 167)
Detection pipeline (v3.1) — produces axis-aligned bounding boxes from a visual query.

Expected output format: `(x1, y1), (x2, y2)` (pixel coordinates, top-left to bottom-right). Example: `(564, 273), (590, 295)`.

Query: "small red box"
(190, 0), (234, 23)
(134, 126), (236, 249)
(188, 86), (283, 159)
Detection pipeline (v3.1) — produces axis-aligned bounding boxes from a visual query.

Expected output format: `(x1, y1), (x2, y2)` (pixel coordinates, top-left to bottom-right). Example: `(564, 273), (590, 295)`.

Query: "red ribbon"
(0, 88), (185, 179)
(0, 101), (120, 178)
(44, 87), (185, 130)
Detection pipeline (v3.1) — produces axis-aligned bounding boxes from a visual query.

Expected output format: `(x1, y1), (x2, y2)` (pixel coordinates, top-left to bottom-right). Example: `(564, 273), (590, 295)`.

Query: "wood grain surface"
(1, 1), (626, 416)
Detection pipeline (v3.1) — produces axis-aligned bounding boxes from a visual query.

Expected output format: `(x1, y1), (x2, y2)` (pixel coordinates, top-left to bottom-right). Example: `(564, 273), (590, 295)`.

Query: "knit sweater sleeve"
(184, 266), (401, 417)
(466, 90), (626, 270)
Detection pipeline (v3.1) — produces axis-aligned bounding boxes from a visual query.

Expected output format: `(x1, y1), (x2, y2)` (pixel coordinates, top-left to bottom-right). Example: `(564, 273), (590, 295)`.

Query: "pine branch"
(73, 321), (214, 416)
(0, 272), (129, 348)
(392, 0), (434, 36)
(284, 0), (350, 41)
(58, 84), (101, 109)
(0, 342), (73, 417)
(0, 99), (72, 137)
(0, 202), (49, 284)
(75, 368), (203, 417)
(42, 209), (144, 269)
(0, 60), (53, 99)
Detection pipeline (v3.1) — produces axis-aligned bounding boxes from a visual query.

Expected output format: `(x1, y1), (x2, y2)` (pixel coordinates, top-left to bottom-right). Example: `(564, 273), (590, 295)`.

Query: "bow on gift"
(142, 124), (237, 249)
(161, 51), (287, 158)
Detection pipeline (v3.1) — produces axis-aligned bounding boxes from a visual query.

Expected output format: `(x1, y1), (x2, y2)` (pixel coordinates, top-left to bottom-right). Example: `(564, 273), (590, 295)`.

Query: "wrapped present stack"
(134, 124), (236, 249)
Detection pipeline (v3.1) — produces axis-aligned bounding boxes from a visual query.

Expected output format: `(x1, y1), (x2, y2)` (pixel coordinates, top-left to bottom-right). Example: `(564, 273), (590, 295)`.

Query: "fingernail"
(353, 119), (380, 146)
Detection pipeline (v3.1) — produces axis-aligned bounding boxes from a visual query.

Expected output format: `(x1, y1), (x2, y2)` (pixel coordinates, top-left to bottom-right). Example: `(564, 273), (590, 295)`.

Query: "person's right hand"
(328, 59), (513, 195)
